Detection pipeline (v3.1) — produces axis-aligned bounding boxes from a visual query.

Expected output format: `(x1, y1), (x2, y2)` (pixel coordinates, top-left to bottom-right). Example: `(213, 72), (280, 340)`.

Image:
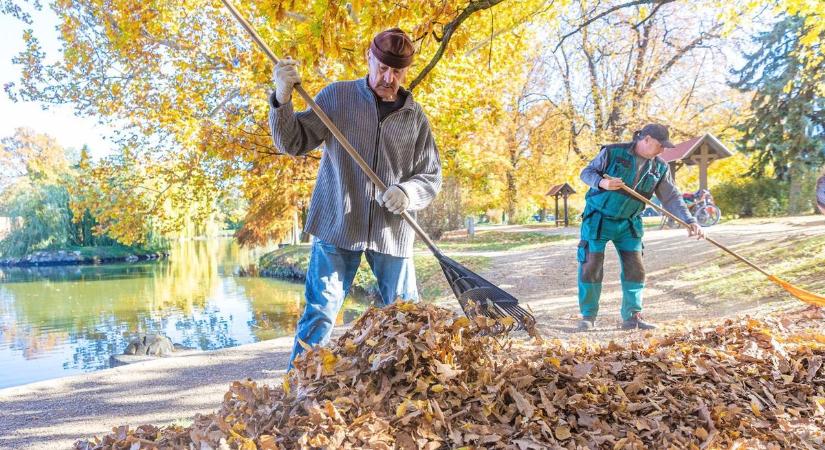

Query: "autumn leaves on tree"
(3, 0), (822, 242)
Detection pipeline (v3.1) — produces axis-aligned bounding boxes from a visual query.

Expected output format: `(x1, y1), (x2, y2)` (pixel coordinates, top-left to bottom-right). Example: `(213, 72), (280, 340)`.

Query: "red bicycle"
(661, 189), (721, 228)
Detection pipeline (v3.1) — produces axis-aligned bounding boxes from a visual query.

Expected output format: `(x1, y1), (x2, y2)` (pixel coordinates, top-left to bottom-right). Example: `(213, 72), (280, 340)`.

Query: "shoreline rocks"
(258, 246), (380, 299)
(109, 334), (198, 367)
(0, 250), (168, 267)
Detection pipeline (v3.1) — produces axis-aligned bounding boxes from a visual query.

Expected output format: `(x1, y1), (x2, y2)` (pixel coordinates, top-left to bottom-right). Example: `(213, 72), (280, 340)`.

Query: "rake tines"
(436, 253), (536, 334)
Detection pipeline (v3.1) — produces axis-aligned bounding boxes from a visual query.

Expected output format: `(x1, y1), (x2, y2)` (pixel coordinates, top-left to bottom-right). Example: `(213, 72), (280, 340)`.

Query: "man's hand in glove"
(375, 185), (409, 214)
(273, 57), (301, 104)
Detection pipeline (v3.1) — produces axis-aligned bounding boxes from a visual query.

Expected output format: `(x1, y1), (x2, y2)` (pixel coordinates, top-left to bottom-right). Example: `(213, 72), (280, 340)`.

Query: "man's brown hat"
(370, 28), (415, 69)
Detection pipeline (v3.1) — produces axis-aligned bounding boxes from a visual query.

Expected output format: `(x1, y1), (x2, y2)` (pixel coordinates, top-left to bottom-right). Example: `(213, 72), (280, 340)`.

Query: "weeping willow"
(1, 182), (75, 257)
(0, 180), (123, 257)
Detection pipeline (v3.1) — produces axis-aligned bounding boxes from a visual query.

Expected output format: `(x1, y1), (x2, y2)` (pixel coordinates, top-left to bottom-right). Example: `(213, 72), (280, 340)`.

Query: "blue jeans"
(287, 238), (418, 369)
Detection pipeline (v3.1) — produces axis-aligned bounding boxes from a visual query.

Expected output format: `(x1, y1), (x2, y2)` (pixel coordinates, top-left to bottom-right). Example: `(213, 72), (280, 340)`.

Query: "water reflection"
(0, 239), (370, 389)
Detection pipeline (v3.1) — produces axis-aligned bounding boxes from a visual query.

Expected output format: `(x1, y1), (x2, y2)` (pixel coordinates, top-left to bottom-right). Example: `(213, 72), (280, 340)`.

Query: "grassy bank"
(258, 228), (574, 297)
(64, 244), (167, 259)
(258, 244), (489, 299)
(426, 230), (573, 252)
(671, 232), (825, 305)
(0, 243), (168, 266)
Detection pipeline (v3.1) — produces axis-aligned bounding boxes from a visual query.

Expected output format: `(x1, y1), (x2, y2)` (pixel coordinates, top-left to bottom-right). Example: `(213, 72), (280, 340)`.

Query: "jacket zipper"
(616, 152), (638, 212)
(366, 104), (404, 250)
(366, 118), (381, 250)
(621, 152), (649, 211)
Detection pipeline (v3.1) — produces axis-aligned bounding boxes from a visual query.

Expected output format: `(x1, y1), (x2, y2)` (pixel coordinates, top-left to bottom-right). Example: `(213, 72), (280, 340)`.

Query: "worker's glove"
(375, 185), (409, 214)
(273, 57), (301, 104)
(687, 222), (705, 240)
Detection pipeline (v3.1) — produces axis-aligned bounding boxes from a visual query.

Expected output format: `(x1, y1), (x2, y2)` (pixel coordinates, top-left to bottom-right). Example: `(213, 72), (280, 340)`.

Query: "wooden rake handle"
(613, 181), (772, 278)
(219, 0), (440, 252)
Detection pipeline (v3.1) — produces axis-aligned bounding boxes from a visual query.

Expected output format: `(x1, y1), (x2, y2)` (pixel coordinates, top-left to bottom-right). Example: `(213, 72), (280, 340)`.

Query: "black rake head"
(436, 254), (536, 335)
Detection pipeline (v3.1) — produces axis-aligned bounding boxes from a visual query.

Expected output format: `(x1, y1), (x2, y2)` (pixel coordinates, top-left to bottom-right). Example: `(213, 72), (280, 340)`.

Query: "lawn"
(428, 229), (573, 252)
(673, 233), (825, 303)
(256, 226), (576, 299)
(258, 243), (490, 299)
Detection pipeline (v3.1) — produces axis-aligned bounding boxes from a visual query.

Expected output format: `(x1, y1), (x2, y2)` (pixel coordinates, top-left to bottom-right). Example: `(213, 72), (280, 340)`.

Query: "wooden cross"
(689, 143), (716, 190)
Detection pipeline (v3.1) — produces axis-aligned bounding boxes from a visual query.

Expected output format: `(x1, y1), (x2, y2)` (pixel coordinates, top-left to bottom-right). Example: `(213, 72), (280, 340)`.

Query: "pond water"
(0, 239), (370, 389)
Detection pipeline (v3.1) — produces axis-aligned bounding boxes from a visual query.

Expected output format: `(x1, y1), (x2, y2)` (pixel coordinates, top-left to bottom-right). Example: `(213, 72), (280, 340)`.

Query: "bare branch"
(555, 46), (589, 162)
(553, 0), (676, 53)
(642, 24), (721, 92)
(485, 9), (494, 70)
(463, 1), (556, 56)
(679, 51), (706, 111)
(632, 0), (669, 29)
(209, 88), (241, 118)
(605, 28), (638, 134)
(409, 0), (506, 91)
(581, 26), (604, 135)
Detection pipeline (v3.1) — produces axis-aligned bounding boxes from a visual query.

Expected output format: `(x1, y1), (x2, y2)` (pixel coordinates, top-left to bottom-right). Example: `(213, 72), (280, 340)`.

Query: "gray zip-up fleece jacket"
(269, 77), (442, 258)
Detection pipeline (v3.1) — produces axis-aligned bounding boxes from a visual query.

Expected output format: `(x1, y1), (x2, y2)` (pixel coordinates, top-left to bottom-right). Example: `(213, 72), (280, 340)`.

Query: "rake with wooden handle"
(613, 179), (825, 307)
(219, 0), (537, 332)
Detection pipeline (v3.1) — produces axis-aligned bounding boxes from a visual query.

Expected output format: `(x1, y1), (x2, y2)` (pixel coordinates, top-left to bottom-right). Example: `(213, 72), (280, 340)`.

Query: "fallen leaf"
(554, 425), (572, 440)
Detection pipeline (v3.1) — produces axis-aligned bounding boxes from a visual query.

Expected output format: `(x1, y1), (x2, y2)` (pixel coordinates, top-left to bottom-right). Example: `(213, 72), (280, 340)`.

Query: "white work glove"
(273, 57), (301, 104)
(375, 185), (409, 214)
(599, 176), (624, 190)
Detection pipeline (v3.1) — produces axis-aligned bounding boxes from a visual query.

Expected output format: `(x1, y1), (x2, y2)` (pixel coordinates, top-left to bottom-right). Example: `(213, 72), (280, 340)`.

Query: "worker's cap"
(638, 124), (675, 148)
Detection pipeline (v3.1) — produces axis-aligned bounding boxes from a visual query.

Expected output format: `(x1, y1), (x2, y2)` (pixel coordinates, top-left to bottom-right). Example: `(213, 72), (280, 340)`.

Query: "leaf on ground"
(75, 303), (825, 450)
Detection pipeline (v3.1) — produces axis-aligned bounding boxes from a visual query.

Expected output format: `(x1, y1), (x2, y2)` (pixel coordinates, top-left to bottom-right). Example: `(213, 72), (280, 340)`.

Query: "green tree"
(730, 14), (824, 213)
(0, 183), (75, 256)
(0, 130), (132, 256)
(0, 128), (75, 256)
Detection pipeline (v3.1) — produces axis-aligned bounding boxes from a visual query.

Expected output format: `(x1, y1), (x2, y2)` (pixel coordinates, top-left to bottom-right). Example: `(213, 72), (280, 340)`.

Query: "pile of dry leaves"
(75, 302), (824, 449)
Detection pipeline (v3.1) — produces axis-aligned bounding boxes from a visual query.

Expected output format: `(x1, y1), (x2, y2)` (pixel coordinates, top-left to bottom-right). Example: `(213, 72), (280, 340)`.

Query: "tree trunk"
(816, 168), (825, 215)
(558, 48), (587, 162)
(299, 203), (310, 243)
(506, 167), (518, 224)
(787, 159), (817, 215)
(582, 28), (605, 144)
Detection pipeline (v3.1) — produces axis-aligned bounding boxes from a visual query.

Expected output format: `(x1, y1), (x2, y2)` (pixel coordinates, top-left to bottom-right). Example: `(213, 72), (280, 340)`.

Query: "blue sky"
(0, 7), (114, 159)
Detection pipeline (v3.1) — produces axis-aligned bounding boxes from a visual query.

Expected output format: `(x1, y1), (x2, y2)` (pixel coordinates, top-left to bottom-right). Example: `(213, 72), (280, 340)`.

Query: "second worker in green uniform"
(578, 124), (704, 331)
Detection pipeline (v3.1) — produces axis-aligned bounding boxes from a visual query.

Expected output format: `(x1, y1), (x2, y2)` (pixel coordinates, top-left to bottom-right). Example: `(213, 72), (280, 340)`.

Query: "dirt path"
(1, 216), (823, 449)
(474, 215), (825, 342)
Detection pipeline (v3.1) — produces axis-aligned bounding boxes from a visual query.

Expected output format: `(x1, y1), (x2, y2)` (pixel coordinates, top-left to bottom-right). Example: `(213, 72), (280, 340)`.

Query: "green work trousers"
(577, 213), (645, 321)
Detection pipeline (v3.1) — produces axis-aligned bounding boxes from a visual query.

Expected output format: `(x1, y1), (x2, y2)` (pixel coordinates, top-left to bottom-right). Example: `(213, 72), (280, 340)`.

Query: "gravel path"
(0, 336), (317, 450)
(1, 215), (823, 449)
